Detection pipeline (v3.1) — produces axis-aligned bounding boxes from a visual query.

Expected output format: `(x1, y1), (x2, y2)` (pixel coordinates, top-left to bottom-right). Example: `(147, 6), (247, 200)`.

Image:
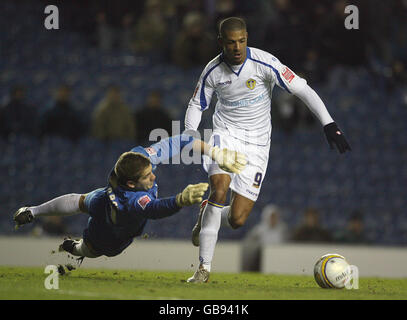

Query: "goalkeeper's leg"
(30, 193), (86, 217)
(14, 194), (87, 229)
(60, 238), (101, 258)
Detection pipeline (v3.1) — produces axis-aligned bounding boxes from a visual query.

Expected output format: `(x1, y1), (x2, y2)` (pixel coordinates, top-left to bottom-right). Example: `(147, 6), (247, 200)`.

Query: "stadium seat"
(1, 2), (405, 244)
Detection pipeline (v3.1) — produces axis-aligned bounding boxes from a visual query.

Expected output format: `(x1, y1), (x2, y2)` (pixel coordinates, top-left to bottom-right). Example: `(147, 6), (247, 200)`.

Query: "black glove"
(323, 122), (351, 153)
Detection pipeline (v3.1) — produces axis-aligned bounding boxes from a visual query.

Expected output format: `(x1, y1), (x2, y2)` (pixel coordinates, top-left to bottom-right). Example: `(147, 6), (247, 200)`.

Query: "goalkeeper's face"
(219, 29), (248, 65)
(132, 164), (155, 191)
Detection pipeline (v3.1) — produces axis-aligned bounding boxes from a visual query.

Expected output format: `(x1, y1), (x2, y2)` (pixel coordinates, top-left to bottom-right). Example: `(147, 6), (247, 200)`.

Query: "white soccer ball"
(314, 253), (351, 289)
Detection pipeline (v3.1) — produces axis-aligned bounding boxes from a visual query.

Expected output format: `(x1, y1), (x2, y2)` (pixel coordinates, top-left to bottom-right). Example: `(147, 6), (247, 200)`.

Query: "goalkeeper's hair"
(218, 17), (247, 38)
(114, 152), (150, 185)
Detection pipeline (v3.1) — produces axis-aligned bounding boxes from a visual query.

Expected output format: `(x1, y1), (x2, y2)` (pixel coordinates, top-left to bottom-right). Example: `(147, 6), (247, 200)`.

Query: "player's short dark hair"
(218, 17), (247, 38)
(114, 151), (150, 185)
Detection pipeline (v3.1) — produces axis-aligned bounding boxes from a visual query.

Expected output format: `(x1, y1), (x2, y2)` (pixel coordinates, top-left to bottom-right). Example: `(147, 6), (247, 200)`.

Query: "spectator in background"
(119, 13), (136, 52)
(263, 0), (307, 69)
(301, 49), (327, 83)
(273, 89), (316, 135)
(387, 6), (407, 89)
(91, 85), (136, 142)
(320, 0), (367, 67)
(132, 0), (168, 56)
(94, 0), (144, 51)
(32, 216), (68, 237)
(334, 210), (369, 244)
(290, 207), (332, 243)
(390, 60), (407, 88)
(95, 11), (114, 51)
(39, 85), (85, 142)
(212, 0), (238, 27)
(0, 85), (38, 139)
(241, 204), (288, 272)
(172, 12), (217, 69)
(134, 90), (173, 144)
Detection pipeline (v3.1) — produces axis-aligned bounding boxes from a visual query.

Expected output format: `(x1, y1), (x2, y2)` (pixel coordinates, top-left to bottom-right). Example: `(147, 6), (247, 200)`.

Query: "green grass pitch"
(0, 266), (406, 300)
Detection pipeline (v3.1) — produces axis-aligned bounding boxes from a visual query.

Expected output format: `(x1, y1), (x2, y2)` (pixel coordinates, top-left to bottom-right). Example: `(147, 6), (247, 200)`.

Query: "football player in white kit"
(185, 17), (351, 282)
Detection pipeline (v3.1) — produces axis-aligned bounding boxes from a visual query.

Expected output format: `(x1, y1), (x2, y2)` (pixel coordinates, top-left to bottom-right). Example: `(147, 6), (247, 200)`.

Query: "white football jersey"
(185, 47), (308, 145)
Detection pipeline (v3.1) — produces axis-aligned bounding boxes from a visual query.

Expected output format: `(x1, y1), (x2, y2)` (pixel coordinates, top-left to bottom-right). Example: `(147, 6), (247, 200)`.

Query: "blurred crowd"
(0, 82), (315, 143)
(2, 0), (406, 143)
(57, 0), (407, 80)
(241, 204), (369, 271)
(0, 84), (174, 145)
(1, 0), (406, 242)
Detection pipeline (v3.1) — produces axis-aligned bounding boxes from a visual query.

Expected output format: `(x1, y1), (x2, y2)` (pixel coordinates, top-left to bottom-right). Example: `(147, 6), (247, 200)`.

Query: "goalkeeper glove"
(176, 183), (209, 207)
(323, 122), (351, 153)
(209, 146), (247, 174)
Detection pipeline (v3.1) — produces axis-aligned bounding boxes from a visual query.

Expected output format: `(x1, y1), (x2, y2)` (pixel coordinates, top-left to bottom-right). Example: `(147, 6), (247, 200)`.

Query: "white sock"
(199, 201), (223, 272)
(72, 239), (100, 258)
(220, 206), (232, 229)
(30, 194), (82, 217)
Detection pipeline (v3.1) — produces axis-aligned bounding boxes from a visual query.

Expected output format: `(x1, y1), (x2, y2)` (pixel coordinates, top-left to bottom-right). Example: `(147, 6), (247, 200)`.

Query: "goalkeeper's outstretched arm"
(144, 134), (247, 174)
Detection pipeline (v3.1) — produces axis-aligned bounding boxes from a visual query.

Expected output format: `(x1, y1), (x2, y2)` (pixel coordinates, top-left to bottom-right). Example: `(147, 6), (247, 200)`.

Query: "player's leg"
(221, 139), (269, 229)
(199, 173), (231, 266)
(192, 172), (231, 245)
(60, 238), (101, 258)
(191, 199), (208, 246)
(58, 189), (106, 258)
(189, 188), (257, 280)
(227, 191), (256, 229)
(188, 173), (231, 283)
(191, 130), (234, 247)
(14, 193), (88, 229)
(211, 191), (255, 231)
(189, 130), (237, 282)
(192, 172), (231, 247)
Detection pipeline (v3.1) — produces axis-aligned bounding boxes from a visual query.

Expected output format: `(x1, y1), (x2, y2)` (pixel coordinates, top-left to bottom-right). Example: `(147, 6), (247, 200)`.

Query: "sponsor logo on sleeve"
(144, 147), (157, 156)
(282, 67), (295, 83)
(137, 195), (151, 210)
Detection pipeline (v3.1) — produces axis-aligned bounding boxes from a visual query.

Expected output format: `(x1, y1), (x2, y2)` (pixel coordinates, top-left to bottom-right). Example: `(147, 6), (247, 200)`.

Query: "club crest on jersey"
(137, 195), (151, 210)
(246, 78), (256, 90)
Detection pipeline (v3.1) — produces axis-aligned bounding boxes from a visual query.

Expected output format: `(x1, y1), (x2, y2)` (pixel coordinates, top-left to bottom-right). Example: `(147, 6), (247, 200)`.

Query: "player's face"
(134, 164), (155, 191)
(220, 29), (248, 65)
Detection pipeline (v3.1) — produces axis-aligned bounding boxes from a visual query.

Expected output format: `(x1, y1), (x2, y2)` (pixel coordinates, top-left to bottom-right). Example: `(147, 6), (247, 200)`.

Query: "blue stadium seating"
(1, 0), (406, 245)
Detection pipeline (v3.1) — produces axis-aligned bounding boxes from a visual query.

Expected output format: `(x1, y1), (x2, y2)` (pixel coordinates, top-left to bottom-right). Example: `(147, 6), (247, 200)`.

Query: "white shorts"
(203, 129), (270, 201)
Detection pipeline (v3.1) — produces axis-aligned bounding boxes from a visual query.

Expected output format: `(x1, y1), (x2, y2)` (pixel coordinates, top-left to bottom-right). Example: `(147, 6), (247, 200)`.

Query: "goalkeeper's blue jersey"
(83, 134), (195, 257)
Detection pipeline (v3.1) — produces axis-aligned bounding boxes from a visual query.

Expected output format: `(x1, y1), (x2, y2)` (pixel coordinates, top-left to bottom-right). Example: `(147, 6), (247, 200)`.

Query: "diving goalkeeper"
(13, 134), (247, 259)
